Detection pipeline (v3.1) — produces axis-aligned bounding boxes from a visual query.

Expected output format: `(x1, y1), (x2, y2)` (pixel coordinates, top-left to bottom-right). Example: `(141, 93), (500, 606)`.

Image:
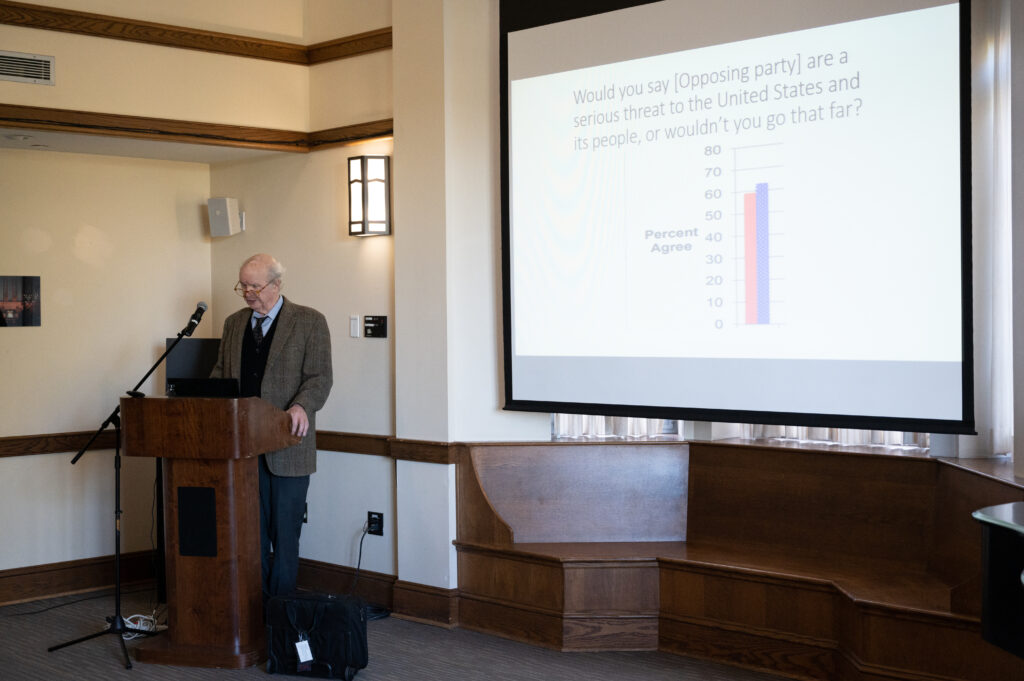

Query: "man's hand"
(286, 404), (309, 438)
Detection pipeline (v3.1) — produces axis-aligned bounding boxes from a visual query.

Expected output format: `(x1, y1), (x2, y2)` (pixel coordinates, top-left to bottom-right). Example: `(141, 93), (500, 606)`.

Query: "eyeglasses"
(234, 280), (276, 296)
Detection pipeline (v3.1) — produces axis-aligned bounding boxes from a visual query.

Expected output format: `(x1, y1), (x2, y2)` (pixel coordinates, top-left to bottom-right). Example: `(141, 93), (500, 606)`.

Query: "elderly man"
(211, 253), (333, 598)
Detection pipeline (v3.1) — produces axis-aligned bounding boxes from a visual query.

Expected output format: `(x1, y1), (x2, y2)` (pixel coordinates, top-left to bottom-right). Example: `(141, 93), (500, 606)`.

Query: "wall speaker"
(207, 197), (242, 237)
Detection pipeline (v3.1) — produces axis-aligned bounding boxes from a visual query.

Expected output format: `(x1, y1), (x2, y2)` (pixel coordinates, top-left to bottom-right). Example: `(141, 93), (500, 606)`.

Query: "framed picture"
(1, 276), (41, 327)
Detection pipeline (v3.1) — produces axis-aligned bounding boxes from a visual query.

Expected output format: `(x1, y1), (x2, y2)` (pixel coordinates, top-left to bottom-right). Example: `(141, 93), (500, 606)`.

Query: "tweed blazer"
(210, 297), (333, 476)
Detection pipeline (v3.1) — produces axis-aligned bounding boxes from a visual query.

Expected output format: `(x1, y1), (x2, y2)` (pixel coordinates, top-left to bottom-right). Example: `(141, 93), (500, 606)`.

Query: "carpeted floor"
(0, 587), (788, 681)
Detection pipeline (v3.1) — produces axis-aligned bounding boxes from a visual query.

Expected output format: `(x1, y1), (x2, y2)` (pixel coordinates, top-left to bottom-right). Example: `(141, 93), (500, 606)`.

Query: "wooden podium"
(120, 396), (299, 668)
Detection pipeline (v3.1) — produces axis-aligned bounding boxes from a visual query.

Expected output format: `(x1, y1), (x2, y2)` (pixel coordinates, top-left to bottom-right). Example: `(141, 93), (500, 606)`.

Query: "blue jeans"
(258, 455), (309, 598)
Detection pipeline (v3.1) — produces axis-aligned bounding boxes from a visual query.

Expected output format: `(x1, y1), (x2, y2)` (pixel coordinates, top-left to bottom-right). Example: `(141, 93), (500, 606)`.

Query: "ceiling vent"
(0, 50), (54, 85)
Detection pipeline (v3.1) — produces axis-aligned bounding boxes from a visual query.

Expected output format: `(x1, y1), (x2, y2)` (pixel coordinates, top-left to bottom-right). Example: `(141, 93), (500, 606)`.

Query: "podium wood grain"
(120, 397), (298, 668)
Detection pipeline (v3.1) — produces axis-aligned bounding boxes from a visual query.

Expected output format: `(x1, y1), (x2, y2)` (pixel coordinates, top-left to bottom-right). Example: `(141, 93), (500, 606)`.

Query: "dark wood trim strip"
(0, 550), (155, 605)
(0, 430), (116, 458)
(298, 558), (395, 610)
(0, 1), (391, 65)
(0, 103), (310, 151)
(307, 119), (394, 150)
(0, 0), (307, 63)
(0, 104), (393, 152)
(316, 431), (391, 457)
(307, 28), (392, 65)
(393, 579), (459, 626)
(389, 439), (458, 464)
(3, 429), (459, 462)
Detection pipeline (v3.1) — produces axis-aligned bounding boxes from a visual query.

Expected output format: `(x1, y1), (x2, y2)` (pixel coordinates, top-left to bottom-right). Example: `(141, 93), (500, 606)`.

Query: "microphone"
(182, 301), (207, 337)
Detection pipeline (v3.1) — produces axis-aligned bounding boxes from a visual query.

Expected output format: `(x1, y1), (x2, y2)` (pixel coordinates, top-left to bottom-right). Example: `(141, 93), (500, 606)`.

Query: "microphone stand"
(48, 320), (201, 669)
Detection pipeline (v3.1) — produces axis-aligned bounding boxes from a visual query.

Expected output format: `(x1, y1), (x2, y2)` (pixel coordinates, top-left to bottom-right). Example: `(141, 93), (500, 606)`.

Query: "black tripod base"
(48, 615), (155, 669)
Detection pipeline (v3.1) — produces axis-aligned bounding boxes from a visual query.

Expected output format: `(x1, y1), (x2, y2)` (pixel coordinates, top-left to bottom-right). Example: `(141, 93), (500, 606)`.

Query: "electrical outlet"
(367, 511), (383, 536)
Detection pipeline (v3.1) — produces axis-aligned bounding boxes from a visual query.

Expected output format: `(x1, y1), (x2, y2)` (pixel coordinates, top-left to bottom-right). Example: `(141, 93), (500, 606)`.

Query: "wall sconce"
(348, 155), (391, 236)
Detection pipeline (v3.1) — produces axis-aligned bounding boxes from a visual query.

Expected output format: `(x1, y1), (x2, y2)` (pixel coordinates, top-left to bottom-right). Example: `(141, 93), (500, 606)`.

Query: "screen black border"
(499, 0), (975, 435)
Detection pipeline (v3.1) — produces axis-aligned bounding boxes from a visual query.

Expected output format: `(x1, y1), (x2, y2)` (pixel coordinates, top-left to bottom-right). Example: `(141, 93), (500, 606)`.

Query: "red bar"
(744, 192), (758, 324)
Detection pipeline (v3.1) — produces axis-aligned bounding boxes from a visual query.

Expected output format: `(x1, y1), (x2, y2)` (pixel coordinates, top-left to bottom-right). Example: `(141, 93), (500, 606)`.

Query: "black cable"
(346, 525), (370, 596)
(346, 524), (390, 621)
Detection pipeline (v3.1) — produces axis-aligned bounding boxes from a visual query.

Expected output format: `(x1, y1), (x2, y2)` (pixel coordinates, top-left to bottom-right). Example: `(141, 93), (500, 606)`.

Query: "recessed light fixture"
(5, 134), (33, 141)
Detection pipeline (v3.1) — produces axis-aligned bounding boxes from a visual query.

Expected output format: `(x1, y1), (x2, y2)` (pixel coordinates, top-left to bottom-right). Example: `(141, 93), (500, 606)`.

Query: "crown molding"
(0, 1), (390, 64)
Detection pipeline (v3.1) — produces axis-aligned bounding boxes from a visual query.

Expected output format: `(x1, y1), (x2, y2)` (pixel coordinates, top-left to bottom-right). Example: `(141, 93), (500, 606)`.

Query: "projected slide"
(504, 1), (969, 427)
(511, 3), (960, 363)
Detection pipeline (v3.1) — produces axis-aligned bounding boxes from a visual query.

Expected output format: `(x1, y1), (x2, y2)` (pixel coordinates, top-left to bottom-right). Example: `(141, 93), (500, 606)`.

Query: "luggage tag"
(295, 632), (314, 671)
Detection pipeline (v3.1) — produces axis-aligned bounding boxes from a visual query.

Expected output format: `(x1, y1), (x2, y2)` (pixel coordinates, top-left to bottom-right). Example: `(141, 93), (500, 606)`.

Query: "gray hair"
(242, 253), (285, 284)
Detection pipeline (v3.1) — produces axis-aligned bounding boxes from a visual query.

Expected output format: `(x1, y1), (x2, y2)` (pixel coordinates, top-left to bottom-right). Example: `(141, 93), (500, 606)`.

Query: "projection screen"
(501, 0), (974, 433)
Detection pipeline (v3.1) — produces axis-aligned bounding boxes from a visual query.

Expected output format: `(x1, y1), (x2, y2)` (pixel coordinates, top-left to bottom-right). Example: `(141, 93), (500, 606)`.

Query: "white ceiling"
(0, 127), (287, 164)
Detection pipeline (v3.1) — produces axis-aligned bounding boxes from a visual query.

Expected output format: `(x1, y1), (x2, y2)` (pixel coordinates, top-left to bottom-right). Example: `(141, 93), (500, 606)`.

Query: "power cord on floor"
(121, 611), (167, 640)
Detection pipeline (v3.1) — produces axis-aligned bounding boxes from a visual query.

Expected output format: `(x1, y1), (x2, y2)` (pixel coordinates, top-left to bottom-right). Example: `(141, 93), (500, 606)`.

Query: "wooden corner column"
(120, 397), (298, 668)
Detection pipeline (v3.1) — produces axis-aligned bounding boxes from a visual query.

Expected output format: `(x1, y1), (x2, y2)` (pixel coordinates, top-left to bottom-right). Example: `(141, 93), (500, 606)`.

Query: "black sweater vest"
(240, 314), (279, 398)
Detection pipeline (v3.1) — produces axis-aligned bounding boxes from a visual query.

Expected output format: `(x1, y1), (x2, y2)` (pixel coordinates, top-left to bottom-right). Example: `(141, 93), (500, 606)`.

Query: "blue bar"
(756, 183), (769, 324)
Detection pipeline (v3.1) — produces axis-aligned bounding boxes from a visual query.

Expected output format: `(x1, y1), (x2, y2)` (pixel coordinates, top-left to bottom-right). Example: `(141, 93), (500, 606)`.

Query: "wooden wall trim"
(0, 550), (155, 605)
(389, 439), (458, 464)
(0, 1), (392, 65)
(0, 103), (309, 150)
(297, 558), (395, 610)
(316, 431), (391, 457)
(0, 430), (116, 458)
(307, 119), (394, 150)
(392, 580), (459, 626)
(307, 28), (392, 65)
(4, 430), (454, 463)
(0, 104), (392, 152)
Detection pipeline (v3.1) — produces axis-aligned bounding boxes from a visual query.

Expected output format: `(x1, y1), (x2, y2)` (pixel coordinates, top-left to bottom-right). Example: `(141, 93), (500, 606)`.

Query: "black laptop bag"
(266, 592), (368, 680)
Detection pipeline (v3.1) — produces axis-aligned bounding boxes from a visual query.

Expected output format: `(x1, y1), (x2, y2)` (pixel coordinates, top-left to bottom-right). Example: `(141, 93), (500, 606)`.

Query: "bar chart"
(734, 144), (782, 327)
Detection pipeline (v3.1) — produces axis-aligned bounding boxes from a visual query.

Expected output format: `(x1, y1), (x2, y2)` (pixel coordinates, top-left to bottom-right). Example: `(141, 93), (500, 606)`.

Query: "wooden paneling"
(456, 544), (565, 613)
(455, 445), (514, 545)
(0, 551), (155, 605)
(392, 580), (458, 627)
(659, 616), (838, 681)
(297, 557), (395, 610)
(464, 442), (688, 543)
(562, 615), (658, 651)
(458, 593), (564, 650)
(455, 440), (1024, 679)
(929, 463), (1024, 593)
(836, 597), (1024, 681)
(687, 442), (937, 566)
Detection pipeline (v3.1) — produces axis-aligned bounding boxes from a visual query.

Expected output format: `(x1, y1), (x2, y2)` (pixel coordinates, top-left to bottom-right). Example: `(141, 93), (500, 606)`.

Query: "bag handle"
(285, 599), (325, 641)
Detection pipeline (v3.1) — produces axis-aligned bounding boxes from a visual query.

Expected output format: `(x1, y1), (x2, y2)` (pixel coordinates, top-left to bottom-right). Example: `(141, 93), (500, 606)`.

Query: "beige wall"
(0, 148), (212, 570)
(0, 0), (395, 132)
(0, 149), (212, 436)
(306, 0), (392, 44)
(0, 25), (310, 129)
(208, 138), (395, 435)
(310, 51), (393, 131)
(34, 0), (392, 44)
(0, 0), (549, 584)
(29, 0), (308, 42)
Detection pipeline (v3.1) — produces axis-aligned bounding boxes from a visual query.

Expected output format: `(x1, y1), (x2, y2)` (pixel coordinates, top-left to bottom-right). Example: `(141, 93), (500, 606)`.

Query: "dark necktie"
(253, 316), (265, 347)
